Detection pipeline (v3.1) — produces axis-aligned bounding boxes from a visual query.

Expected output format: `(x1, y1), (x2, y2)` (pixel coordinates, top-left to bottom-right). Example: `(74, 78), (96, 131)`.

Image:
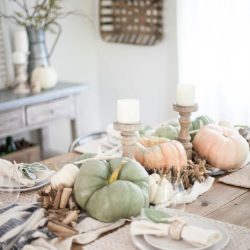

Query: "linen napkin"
(131, 208), (222, 247)
(22, 216), (126, 250)
(0, 203), (48, 250)
(0, 159), (34, 186)
(0, 203), (127, 250)
(0, 159), (52, 187)
(151, 176), (214, 207)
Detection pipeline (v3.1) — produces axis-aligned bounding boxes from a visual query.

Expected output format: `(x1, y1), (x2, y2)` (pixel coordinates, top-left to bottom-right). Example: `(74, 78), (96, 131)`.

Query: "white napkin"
(131, 219), (222, 247)
(0, 159), (52, 187)
(154, 176), (214, 207)
(0, 159), (35, 186)
(180, 176), (214, 204)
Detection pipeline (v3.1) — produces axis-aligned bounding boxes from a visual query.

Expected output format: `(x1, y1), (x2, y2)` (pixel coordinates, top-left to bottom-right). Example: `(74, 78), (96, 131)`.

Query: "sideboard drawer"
(26, 97), (75, 125)
(0, 108), (25, 134)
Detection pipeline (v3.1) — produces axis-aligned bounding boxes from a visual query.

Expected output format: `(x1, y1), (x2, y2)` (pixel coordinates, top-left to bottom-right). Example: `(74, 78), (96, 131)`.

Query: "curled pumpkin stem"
(108, 160), (126, 184)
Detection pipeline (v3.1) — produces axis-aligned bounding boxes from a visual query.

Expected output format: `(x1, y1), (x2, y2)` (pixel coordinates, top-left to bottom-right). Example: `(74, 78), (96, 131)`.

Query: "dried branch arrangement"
(192, 150), (214, 170)
(0, 0), (76, 31)
(38, 184), (80, 237)
(180, 160), (208, 189)
(147, 150), (209, 189)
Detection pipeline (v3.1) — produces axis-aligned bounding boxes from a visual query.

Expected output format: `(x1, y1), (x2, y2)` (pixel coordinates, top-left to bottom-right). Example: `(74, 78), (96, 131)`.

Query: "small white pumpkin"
(50, 163), (79, 188)
(149, 173), (173, 205)
(31, 65), (58, 90)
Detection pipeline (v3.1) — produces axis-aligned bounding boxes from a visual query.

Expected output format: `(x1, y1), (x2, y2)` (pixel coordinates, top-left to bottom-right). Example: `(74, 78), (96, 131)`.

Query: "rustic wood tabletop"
(39, 152), (250, 229)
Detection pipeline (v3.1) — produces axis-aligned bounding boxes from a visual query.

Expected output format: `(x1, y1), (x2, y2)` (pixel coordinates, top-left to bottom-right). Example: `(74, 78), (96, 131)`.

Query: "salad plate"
(132, 214), (229, 250)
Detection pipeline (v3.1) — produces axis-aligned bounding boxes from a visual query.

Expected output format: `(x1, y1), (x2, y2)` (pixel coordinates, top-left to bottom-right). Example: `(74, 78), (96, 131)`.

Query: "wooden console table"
(0, 82), (87, 158)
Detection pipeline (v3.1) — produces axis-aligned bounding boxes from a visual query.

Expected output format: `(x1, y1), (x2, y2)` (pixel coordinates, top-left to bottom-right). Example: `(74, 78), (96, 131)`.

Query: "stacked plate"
(132, 215), (229, 250)
(0, 169), (55, 192)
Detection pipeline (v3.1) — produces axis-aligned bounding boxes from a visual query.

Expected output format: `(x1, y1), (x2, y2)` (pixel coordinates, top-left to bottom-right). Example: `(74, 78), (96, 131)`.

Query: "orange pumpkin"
(193, 124), (249, 170)
(133, 137), (187, 171)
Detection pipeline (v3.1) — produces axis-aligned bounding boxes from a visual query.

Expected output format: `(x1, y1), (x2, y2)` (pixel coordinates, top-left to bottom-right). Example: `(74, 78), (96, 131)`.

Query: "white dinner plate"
(132, 216), (229, 250)
(0, 170), (55, 192)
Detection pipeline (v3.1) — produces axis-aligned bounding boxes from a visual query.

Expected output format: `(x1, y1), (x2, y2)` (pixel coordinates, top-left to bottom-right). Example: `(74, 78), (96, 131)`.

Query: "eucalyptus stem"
(0, 0), (78, 32)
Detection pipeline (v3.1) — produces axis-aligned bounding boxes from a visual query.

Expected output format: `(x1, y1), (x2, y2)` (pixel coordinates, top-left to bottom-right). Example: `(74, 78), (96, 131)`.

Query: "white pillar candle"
(14, 30), (29, 53)
(117, 99), (140, 124)
(12, 52), (26, 64)
(176, 84), (196, 106)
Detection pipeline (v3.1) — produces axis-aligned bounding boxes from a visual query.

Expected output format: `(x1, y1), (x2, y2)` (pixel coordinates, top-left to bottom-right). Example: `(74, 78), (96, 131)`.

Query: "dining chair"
(68, 131), (107, 152)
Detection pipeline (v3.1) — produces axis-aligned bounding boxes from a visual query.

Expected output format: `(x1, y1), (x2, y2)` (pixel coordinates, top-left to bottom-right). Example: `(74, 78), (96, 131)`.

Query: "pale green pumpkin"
(155, 121), (180, 140)
(190, 115), (214, 131)
(74, 157), (149, 222)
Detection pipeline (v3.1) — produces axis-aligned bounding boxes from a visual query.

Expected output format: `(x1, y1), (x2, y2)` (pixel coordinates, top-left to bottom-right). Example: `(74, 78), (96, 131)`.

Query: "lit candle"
(117, 99), (140, 124)
(176, 84), (196, 106)
(14, 30), (29, 53)
(12, 52), (26, 64)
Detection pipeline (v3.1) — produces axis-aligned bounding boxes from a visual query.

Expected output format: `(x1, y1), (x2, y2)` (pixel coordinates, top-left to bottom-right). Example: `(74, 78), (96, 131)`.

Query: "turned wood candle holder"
(173, 104), (198, 159)
(113, 122), (143, 158)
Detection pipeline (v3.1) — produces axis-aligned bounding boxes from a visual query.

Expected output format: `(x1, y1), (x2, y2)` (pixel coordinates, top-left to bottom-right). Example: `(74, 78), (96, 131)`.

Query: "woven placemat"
(85, 214), (250, 250)
(219, 165), (250, 188)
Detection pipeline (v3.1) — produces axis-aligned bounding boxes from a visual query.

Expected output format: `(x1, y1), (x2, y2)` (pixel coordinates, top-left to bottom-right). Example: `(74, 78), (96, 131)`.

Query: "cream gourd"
(149, 173), (173, 205)
(193, 124), (249, 170)
(50, 163), (79, 188)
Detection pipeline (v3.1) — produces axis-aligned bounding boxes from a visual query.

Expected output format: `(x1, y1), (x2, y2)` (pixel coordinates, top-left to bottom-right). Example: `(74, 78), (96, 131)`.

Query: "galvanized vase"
(26, 24), (61, 76)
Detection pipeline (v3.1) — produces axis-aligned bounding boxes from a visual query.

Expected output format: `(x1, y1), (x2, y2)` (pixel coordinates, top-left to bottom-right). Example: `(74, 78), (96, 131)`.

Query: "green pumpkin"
(191, 115), (214, 131)
(139, 125), (153, 136)
(74, 157), (149, 222)
(155, 121), (180, 140)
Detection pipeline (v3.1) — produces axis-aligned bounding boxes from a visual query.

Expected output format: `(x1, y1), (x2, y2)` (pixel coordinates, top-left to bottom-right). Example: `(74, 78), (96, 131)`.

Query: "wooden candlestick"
(113, 122), (142, 158)
(173, 104), (198, 159)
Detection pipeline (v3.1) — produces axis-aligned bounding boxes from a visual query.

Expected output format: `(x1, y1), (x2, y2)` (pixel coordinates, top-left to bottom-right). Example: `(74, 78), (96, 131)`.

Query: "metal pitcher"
(26, 23), (62, 75)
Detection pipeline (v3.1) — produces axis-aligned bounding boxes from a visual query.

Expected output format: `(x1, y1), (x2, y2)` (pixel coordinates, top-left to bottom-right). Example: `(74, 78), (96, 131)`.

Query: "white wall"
(177, 0), (250, 124)
(97, 0), (178, 127)
(48, 0), (179, 151)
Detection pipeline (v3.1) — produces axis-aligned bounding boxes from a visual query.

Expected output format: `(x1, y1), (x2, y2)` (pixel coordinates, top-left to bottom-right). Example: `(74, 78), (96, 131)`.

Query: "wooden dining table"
(39, 152), (250, 229)
(17, 151), (250, 250)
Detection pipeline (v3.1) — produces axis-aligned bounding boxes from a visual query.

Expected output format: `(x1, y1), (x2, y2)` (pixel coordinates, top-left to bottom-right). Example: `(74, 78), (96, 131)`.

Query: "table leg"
(71, 119), (80, 141)
(71, 94), (81, 141)
(38, 127), (49, 159)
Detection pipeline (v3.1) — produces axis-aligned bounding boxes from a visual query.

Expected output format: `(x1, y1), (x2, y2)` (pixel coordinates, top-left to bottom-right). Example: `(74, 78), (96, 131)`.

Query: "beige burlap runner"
(219, 165), (250, 188)
(85, 215), (250, 250)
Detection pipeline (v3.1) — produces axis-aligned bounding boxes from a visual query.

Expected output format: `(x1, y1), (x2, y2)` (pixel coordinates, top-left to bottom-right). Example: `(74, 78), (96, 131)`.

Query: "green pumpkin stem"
(108, 160), (126, 184)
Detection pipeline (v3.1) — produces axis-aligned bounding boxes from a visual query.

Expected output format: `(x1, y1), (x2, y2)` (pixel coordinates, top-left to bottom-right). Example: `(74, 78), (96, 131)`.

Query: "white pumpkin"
(149, 173), (174, 205)
(50, 163), (79, 188)
(31, 65), (58, 90)
(193, 124), (249, 170)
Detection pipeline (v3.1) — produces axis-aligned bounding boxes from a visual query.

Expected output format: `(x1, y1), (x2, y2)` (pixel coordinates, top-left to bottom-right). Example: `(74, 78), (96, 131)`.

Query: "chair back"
(68, 131), (107, 152)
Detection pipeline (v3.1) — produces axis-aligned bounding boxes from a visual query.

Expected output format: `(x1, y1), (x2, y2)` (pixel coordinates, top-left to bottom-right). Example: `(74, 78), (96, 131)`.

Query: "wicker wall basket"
(99, 0), (163, 45)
